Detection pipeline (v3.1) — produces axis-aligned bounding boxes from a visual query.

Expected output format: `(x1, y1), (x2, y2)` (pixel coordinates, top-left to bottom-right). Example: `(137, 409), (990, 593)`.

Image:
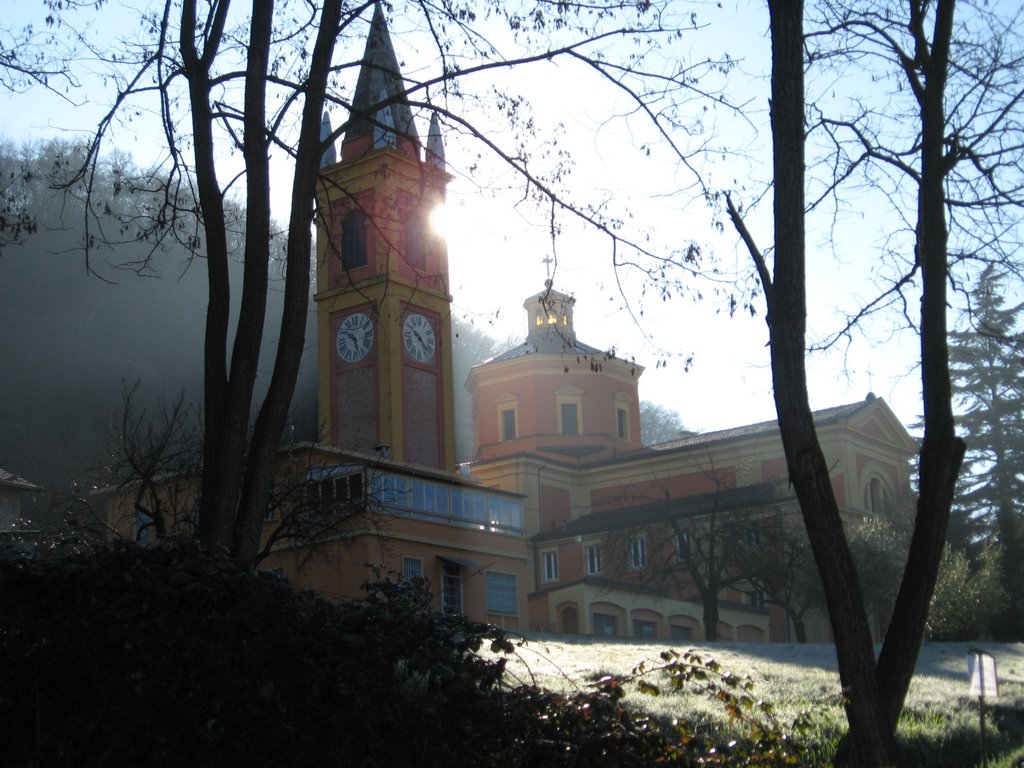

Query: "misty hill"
(0, 141), (508, 522)
(0, 141), (317, 519)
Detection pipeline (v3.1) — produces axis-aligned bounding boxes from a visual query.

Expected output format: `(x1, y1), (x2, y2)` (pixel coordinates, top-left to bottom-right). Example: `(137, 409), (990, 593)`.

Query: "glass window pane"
(560, 403), (578, 435)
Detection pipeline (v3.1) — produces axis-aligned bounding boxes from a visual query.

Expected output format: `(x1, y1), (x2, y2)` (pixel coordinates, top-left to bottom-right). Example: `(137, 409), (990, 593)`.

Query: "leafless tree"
(103, 381), (203, 542)
(254, 450), (386, 568)
(46, 0), (737, 563)
(733, 509), (823, 643)
(600, 456), (785, 641)
(723, 0), (1023, 762)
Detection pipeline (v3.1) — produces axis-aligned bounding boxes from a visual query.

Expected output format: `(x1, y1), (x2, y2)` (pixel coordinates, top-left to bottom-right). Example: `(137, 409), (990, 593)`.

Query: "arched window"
(405, 207), (441, 272)
(864, 476), (892, 515)
(341, 210), (368, 271)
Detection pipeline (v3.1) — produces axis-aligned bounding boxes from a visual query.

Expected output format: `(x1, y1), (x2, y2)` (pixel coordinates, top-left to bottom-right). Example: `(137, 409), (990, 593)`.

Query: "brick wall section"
(403, 365), (440, 467)
(335, 367), (379, 451)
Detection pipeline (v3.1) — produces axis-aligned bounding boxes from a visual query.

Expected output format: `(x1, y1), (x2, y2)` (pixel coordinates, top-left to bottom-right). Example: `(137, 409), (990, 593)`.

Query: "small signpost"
(967, 648), (999, 768)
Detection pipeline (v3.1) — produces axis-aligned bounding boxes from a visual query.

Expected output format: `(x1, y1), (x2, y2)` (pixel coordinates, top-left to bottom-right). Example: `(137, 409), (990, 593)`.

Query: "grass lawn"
(491, 636), (1024, 767)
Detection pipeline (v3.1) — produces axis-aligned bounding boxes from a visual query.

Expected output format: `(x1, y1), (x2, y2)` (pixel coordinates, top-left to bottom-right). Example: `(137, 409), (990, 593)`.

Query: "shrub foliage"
(1, 541), (817, 766)
(0, 542), (672, 766)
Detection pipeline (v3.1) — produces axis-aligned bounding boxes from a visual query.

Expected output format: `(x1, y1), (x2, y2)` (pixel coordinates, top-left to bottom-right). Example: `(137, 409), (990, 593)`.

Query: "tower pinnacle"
(319, 111), (337, 167)
(426, 111), (446, 170)
(342, 3), (419, 159)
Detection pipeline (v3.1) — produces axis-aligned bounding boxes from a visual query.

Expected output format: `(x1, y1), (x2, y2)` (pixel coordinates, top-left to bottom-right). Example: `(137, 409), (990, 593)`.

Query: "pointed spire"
(344, 3), (419, 154)
(426, 111), (445, 170)
(373, 87), (397, 149)
(319, 111), (337, 167)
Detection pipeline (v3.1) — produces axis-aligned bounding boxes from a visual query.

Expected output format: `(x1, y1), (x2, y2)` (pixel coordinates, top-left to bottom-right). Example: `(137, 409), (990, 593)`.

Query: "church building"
(268, 3), (915, 642)
(110, 5), (916, 643)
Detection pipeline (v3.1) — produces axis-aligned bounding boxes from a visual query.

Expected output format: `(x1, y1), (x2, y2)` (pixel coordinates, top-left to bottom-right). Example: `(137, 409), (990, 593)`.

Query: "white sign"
(968, 651), (999, 700)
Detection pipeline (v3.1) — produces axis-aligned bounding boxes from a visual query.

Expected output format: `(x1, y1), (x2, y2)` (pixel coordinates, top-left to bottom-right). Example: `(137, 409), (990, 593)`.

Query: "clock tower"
(315, 4), (455, 469)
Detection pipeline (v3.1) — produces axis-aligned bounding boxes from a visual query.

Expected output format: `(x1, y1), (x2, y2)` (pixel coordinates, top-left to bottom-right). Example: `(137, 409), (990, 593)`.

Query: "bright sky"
(1, 1), (943, 435)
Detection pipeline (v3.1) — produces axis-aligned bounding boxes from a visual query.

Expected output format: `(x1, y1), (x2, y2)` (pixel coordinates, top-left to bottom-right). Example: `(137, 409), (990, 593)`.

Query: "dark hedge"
(0, 541), (678, 767)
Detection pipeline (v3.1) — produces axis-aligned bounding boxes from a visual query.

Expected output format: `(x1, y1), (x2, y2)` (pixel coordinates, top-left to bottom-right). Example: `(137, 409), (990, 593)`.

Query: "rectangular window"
(592, 612), (618, 637)
(501, 408), (516, 440)
(488, 497), (523, 531)
(632, 619), (657, 639)
(135, 510), (151, 546)
(629, 537), (646, 570)
(616, 407), (628, 440)
(309, 472), (364, 514)
(402, 557), (423, 581)
(441, 564), (463, 615)
(673, 531), (690, 563)
(670, 624), (693, 642)
(371, 472), (409, 507)
(543, 551), (558, 581)
(451, 488), (487, 522)
(486, 572), (518, 615)
(410, 480), (448, 515)
(585, 545), (601, 576)
(560, 403), (579, 435)
(749, 590), (766, 608)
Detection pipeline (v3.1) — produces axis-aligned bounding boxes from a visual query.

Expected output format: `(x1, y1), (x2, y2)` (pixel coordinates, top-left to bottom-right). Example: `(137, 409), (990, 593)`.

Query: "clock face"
(402, 312), (436, 363)
(336, 311), (374, 363)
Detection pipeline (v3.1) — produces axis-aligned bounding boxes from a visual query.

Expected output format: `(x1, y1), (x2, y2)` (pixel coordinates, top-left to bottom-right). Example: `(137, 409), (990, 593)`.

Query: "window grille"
(402, 557), (423, 581)
(486, 572), (517, 615)
(441, 564), (463, 615)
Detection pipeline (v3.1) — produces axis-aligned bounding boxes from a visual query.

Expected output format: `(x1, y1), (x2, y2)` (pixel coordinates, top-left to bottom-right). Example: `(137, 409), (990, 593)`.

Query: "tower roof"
(344, 4), (420, 152)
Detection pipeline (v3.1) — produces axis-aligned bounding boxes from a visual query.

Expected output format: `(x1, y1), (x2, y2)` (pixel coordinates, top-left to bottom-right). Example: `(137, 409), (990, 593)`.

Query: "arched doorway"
(561, 605), (578, 634)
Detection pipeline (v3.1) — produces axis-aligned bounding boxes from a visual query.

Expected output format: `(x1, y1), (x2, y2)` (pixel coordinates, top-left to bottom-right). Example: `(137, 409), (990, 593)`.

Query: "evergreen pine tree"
(949, 265), (1024, 638)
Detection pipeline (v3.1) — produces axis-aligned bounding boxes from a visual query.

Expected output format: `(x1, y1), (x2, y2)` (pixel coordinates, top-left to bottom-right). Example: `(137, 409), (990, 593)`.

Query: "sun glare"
(429, 204), (449, 239)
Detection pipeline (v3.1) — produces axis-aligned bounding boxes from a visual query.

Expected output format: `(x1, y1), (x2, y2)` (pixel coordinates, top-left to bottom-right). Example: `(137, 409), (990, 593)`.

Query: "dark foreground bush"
(0, 541), (684, 767)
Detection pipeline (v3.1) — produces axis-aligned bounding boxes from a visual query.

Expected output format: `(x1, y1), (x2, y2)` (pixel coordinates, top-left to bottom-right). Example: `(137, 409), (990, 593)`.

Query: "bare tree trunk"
(179, 0), (242, 553)
(791, 614), (807, 644)
(874, 0), (965, 735)
(232, 0), (345, 560)
(173, 0), (346, 561)
(765, 3), (898, 764)
(699, 586), (720, 641)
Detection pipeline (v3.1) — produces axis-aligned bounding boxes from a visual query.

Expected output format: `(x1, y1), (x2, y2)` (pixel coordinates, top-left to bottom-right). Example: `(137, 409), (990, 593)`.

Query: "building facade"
(466, 296), (915, 642)
(280, 5), (914, 641)
(0, 468), (42, 531)
(115, 5), (916, 642)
